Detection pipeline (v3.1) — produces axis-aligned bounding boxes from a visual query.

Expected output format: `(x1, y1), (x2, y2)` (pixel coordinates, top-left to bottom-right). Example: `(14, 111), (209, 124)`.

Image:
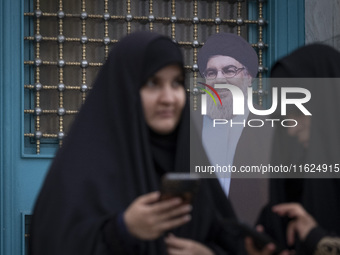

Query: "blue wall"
(267, 0), (305, 68)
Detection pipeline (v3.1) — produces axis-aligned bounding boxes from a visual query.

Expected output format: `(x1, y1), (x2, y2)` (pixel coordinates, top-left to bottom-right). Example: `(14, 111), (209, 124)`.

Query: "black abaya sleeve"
(103, 214), (131, 254)
(103, 213), (143, 254)
(303, 227), (327, 255)
(204, 179), (241, 255)
(304, 227), (340, 255)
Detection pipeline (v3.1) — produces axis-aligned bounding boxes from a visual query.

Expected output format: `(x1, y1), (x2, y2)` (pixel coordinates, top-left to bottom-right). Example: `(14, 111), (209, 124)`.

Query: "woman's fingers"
(286, 221), (297, 246)
(272, 203), (303, 218)
(273, 202), (317, 243)
(165, 235), (190, 255)
(151, 197), (183, 212)
(245, 237), (276, 255)
(165, 234), (215, 255)
(256, 224), (265, 233)
(124, 192), (193, 239)
(166, 247), (183, 255)
(165, 233), (189, 248)
(156, 204), (192, 222)
(158, 214), (191, 232)
(150, 199), (192, 232)
(137, 191), (161, 204)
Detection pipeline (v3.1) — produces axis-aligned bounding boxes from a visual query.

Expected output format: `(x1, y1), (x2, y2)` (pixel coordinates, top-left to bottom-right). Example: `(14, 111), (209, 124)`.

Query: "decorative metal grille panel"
(24, 0), (267, 154)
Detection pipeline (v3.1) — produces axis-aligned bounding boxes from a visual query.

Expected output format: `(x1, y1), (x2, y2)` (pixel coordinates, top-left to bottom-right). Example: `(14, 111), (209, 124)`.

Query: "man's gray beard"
(207, 94), (234, 120)
(206, 84), (249, 120)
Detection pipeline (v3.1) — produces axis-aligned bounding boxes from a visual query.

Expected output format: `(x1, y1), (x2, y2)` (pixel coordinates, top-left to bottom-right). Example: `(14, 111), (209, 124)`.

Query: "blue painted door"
(1, 1), (54, 254)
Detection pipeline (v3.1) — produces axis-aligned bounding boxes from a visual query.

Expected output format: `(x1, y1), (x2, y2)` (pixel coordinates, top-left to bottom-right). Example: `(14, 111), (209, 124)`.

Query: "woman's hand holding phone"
(124, 191), (192, 240)
(165, 233), (214, 255)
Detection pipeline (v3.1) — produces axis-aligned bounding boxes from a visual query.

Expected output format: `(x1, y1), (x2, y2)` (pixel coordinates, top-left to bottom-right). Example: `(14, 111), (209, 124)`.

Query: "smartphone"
(160, 173), (200, 204)
(225, 220), (284, 254)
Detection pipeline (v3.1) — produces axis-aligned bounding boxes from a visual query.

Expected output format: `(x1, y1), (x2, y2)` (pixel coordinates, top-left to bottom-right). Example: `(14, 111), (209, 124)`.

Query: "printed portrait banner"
(190, 78), (340, 178)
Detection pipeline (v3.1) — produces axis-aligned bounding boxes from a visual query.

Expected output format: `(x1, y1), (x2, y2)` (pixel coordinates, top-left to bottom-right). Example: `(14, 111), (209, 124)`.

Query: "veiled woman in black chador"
(256, 44), (340, 255)
(29, 31), (238, 255)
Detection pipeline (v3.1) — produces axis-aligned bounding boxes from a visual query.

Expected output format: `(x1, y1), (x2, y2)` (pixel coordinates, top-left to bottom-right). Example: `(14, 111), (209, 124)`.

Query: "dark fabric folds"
(29, 31), (238, 255)
(257, 44), (340, 253)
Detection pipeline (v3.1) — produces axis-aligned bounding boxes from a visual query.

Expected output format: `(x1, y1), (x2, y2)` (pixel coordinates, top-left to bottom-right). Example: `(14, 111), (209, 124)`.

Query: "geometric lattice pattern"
(24, 0), (267, 154)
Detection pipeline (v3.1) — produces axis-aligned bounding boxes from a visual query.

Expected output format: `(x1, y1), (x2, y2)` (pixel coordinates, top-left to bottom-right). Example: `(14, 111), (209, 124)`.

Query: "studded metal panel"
(24, 0), (267, 154)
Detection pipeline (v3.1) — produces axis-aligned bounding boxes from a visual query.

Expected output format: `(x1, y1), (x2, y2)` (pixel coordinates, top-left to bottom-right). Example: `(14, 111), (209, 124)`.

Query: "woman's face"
(140, 64), (186, 134)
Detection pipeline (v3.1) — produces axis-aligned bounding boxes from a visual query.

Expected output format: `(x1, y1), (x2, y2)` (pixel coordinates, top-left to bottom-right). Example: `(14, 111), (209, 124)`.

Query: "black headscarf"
(258, 44), (340, 251)
(29, 31), (237, 255)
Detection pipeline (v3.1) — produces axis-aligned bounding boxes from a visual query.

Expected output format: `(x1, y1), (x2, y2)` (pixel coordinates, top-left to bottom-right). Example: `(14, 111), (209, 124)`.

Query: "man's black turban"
(198, 33), (258, 78)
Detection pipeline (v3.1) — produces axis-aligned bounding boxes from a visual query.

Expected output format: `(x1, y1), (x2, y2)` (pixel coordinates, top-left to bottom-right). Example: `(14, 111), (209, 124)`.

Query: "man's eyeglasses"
(203, 65), (245, 80)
